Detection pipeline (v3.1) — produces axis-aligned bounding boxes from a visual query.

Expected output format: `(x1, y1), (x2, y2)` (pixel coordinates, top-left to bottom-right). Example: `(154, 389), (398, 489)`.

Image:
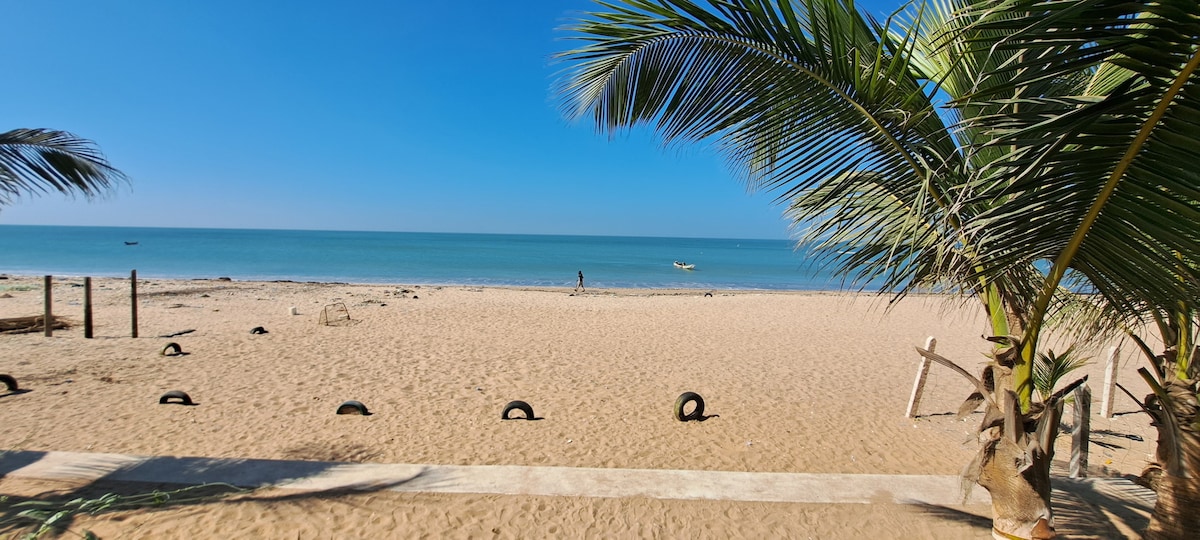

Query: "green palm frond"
(1033, 346), (1090, 402)
(949, 0), (1200, 326)
(0, 128), (127, 208)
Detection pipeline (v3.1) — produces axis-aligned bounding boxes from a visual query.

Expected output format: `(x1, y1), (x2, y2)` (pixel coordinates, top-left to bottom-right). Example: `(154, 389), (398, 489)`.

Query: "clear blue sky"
(2, 0), (895, 240)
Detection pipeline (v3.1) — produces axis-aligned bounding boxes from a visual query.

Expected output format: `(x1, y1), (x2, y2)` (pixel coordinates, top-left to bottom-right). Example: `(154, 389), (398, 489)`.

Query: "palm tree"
(953, 1), (1200, 537)
(555, 0), (1200, 538)
(0, 128), (127, 208)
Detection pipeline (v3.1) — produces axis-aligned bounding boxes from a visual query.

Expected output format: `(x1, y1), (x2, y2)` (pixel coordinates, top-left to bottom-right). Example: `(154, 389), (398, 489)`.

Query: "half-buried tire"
(336, 400), (370, 415)
(502, 400), (534, 420)
(161, 342), (183, 356)
(674, 392), (705, 421)
(0, 374), (17, 392)
(250, 326), (268, 335)
(159, 390), (194, 405)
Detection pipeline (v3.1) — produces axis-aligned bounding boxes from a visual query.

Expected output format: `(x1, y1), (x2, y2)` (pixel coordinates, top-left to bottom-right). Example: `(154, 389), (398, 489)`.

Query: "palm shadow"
(1053, 477), (1153, 537)
(0, 451), (428, 538)
(913, 477), (1155, 537)
(909, 502), (992, 530)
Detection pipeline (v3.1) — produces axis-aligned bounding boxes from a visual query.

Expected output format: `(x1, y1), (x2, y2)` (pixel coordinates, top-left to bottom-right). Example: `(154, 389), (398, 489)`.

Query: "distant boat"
(673, 261), (695, 270)
(124, 241), (139, 246)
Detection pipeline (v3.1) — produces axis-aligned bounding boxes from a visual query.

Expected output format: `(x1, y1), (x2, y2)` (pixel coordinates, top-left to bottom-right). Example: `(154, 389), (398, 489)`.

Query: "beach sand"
(0, 276), (1156, 538)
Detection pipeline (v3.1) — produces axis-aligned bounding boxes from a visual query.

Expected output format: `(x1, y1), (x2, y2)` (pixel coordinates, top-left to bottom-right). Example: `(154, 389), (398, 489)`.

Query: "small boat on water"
(673, 261), (695, 270)
(124, 241), (139, 246)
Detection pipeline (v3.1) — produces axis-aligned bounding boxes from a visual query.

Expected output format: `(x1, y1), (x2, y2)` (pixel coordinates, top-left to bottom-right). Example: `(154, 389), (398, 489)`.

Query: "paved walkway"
(2, 449), (992, 506)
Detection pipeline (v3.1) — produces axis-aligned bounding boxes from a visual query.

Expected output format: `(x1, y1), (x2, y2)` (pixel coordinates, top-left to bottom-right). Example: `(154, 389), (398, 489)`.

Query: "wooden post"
(1100, 346), (1118, 418)
(906, 336), (937, 418)
(43, 275), (53, 337)
(1069, 383), (1092, 479)
(83, 277), (93, 338)
(130, 269), (138, 338)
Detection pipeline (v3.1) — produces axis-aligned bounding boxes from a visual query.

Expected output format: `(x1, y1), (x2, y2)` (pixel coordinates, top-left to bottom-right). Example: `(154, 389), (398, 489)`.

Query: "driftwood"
(0, 315), (70, 335)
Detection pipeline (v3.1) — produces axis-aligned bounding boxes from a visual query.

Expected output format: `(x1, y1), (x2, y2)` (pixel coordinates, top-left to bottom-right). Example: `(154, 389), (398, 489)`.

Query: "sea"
(0, 225), (842, 290)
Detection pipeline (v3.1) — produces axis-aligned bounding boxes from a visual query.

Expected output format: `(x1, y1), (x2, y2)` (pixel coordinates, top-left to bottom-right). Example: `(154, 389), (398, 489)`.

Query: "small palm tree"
(0, 128), (127, 208)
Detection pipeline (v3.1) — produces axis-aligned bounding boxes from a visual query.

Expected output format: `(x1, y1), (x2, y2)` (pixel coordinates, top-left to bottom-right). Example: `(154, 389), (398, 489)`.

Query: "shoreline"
(0, 272), (916, 299)
(1, 273), (834, 293)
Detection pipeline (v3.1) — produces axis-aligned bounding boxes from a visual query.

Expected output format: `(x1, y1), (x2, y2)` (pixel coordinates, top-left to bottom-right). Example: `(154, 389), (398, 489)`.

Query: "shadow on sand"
(0, 450), (428, 538)
(912, 476), (1154, 538)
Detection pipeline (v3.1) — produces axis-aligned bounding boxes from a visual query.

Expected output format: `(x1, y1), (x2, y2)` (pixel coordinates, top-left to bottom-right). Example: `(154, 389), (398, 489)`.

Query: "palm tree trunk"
(976, 418), (1057, 539)
(1145, 381), (1200, 539)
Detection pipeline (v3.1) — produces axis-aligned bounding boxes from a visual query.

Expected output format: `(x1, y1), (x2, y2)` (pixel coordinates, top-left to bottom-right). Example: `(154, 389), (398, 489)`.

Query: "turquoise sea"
(0, 225), (839, 290)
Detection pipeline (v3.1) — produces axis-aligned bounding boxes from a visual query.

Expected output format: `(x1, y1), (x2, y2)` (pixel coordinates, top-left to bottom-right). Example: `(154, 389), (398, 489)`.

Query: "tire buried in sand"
(502, 400), (534, 420)
(160, 342), (183, 356)
(159, 390), (194, 405)
(336, 400), (370, 415)
(674, 392), (705, 421)
(0, 374), (17, 391)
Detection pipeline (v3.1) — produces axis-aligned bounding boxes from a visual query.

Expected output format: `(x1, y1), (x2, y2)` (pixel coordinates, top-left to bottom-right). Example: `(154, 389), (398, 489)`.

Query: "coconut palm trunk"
(979, 434), (1056, 539)
(1145, 379), (1200, 539)
(1129, 315), (1200, 539)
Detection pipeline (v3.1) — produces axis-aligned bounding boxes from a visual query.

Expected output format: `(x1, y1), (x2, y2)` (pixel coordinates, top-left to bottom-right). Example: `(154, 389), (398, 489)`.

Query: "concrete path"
(1, 450), (992, 506)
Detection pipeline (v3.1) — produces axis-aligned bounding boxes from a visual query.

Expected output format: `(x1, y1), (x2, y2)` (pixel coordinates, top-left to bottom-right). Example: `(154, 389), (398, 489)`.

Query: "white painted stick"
(1101, 346), (1118, 418)
(906, 337), (937, 418)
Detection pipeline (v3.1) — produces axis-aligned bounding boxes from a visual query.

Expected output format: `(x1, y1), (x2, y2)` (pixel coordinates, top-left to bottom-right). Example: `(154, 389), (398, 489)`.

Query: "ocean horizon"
(0, 225), (842, 290)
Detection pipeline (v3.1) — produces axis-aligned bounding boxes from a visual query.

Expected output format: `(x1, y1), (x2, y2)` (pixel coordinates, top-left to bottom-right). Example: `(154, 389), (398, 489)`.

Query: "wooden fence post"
(1069, 383), (1092, 479)
(130, 269), (138, 338)
(906, 337), (937, 418)
(1100, 346), (1119, 418)
(43, 275), (53, 337)
(84, 277), (93, 338)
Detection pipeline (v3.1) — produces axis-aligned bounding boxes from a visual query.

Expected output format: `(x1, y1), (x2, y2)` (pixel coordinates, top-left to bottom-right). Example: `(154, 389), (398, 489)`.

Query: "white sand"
(0, 276), (1156, 538)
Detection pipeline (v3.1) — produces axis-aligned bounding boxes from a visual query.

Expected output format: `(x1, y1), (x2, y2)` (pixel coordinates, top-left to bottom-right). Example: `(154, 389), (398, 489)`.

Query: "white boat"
(673, 261), (695, 270)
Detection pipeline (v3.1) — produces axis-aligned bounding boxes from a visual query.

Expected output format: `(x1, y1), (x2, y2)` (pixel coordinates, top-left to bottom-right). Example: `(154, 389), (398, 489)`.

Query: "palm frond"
(0, 129), (127, 207)
(1033, 346), (1090, 402)
(949, 0), (1200, 324)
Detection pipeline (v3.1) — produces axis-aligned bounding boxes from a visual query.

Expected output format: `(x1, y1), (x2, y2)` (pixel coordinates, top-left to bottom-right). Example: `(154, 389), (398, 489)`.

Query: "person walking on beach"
(576, 270), (585, 293)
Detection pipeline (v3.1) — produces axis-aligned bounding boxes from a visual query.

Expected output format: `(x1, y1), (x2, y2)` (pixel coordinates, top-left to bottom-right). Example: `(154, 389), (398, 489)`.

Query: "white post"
(1101, 346), (1119, 418)
(1070, 383), (1092, 478)
(906, 337), (937, 418)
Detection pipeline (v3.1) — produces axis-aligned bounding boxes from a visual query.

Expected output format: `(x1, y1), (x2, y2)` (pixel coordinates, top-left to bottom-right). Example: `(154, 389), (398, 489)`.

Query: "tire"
(502, 400), (534, 420)
(336, 400), (370, 415)
(0, 374), (17, 391)
(161, 342), (183, 356)
(674, 392), (705, 421)
(250, 326), (268, 335)
(159, 390), (194, 405)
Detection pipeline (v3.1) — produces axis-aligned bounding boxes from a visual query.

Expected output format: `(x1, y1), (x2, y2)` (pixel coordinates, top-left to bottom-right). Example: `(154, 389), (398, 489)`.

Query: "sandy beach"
(0, 276), (1157, 538)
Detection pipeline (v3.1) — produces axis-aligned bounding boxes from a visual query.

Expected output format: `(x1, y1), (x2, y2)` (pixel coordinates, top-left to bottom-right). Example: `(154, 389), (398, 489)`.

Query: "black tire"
(159, 390), (194, 405)
(502, 400), (534, 420)
(0, 374), (17, 391)
(250, 326), (268, 335)
(161, 342), (183, 356)
(336, 400), (370, 415)
(674, 392), (705, 421)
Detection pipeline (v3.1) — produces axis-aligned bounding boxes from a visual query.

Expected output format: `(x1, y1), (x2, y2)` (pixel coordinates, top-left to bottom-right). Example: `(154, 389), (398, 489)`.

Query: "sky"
(1, 0), (894, 240)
